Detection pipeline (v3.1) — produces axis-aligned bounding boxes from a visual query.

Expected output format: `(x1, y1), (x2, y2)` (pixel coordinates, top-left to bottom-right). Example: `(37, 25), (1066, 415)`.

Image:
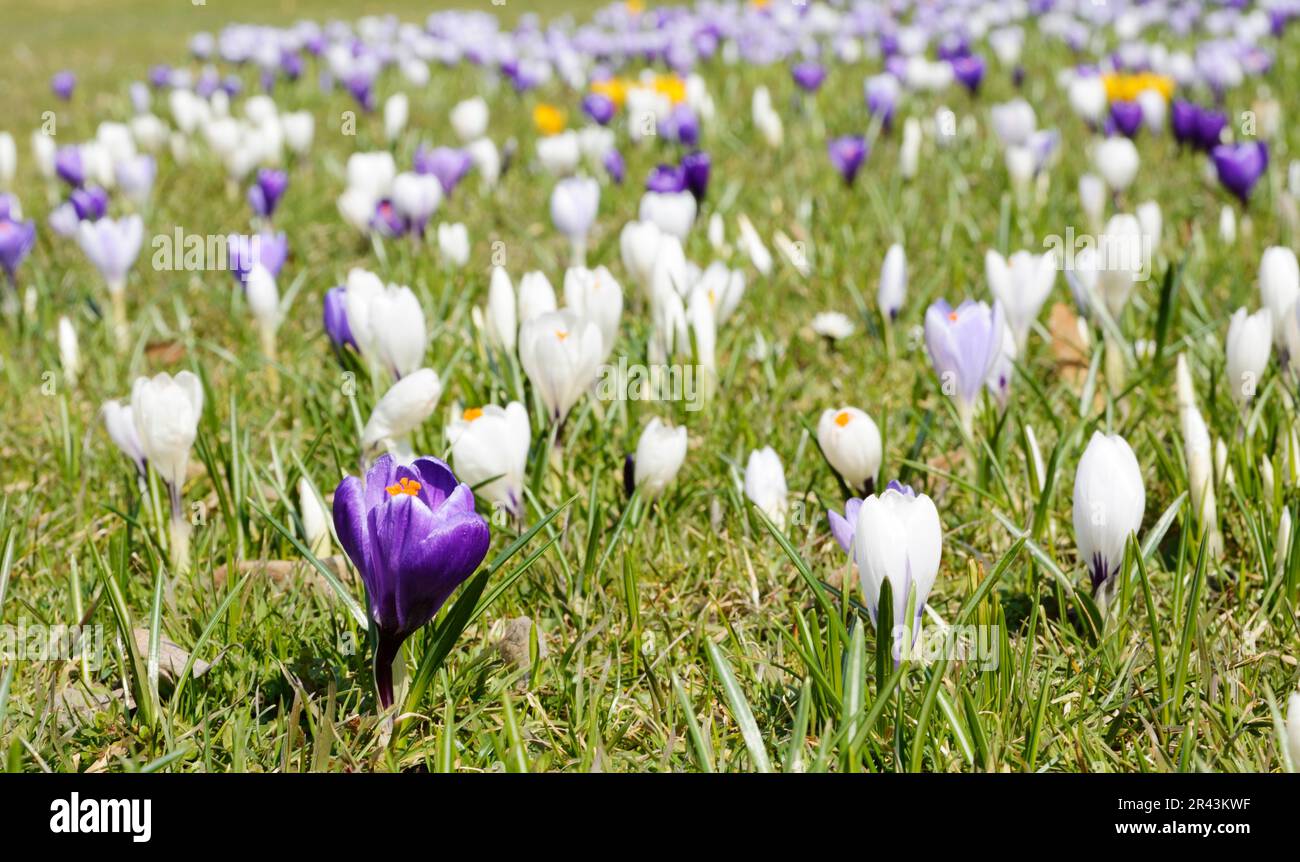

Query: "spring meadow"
(1, 0), (1299, 781)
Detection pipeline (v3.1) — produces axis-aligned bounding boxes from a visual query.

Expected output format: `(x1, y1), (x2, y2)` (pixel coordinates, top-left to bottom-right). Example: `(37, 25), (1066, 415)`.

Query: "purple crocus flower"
(1109, 100), (1143, 137)
(370, 199), (409, 238)
(51, 71), (76, 101)
(647, 163), (687, 194)
(413, 146), (473, 196)
(792, 61), (827, 93)
(1195, 109), (1227, 151)
(1212, 141), (1268, 203)
(228, 231), (288, 281)
(248, 168), (289, 218)
(148, 64), (172, 89)
(1171, 100), (1199, 145)
(681, 151), (711, 201)
(345, 73), (376, 112)
(55, 147), (85, 188)
(952, 55), (986, 94)
(70, 186), (109, 221)
(666, 103), (699, 147)
(323, 285), (356, 352)
(603, 148), (625, 185)
(828, 136), (868, 185)
(582, 92), (616, 126)
(924, 299), (1005, 431)
(332, 455), (491, 708)
(828, 497), (862, 556)
(0, 219), (37, 285)
(865, 74), (899, 130)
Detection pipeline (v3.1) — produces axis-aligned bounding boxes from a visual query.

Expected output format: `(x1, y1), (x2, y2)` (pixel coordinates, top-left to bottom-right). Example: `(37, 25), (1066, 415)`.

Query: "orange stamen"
(385, 477), (422, 497)
(463, 407), (484, 422)
(835, 411), (851, 427)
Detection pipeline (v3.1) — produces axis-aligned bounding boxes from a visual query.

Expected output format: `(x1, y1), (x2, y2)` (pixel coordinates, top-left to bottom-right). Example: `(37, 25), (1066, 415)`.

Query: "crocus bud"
(1078, 173), (1107, 230)
(1287, 691), (1300, 772)
(563, 265), (622, 358)
(298, 476), (331, 557)
(736, 214), (772, 276)
(854, 480), (943, 658)
(1068, 74), (1108, 125)
(1276, 507), (1292, 581)
(0, 132), (15, 188)
(744, 446), (788, 529)
(1136, 200), (1162, 257)
(130, 370), (204, 493)
(58, 316), (79, 385)
(879, 243), (907, 321)
(1093, 137), (1140, 193)
(332, 455), (490, 708)
(631, 417), (688, 500)
(280, 111), (314, 154)
(1225, 307), (1272, 411)
(437, 222), (469, 268)
(1259, 246), (1299, 349)
(1177, 355), (1222, 558)
(383, 93), (408, 142)
(899, 118), (921, 180)
(1219, 205), (1237, 244)
(518, 309), (603, 425)
(619, 219), (663, 296)
(450, 97), (488, 142)
(391, 172), (442, 235)
(447, 402), (530, 517)
(1096, 214), (1145, 318)
(638, 189), (696, 241)
(986, 249), (1056, 352)
(817, 407), (882, 495)
(361, 368), (442, 457)
(102, 399), (147, 477)
(924, 299), (1005, 435)
(1072, 431), (1145, 608)
(517, 271), (557, 324)
(536, 130), (580, 176)
(484, 266), (517, 354)
(551, 175), (600, 265)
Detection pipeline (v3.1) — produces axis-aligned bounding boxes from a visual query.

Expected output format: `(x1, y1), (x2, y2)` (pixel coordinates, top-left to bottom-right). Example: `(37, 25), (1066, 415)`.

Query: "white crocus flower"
(1072, 431), (1145, 609)
(437, 222), (470, 268)
(817, 407), (882, 495)
(1176, 354), (1222, 558)
(102, 399), (147, 478)
(447, 402), (530, 518)
(297, 476), (331, 557)
(518, 309), (603, 426)
(632, 418), (688, 500)
(244, 263), (281, 362)
(1225, 307), (1272, 412)
(383, 93), (409, 142)
(563, 265), (623, 360)
(360, 367), (442, 459)
(744, 446), (788, 528)
(638, 190), (696, 242)
(536, 130), (580, 176)
(986, 249), (1057, 352)
(484, 266), (517, 355)
(854, 480), (943, 658)
(1093, 136), (1139, 193)
(57, 316), (79, 386)
(517, 271), (558, 325)
(878, 243), (907, 321)
(619, 219), (663, 297)
(131, 371), (205, 569)
(1259, 246), (1299, 350)
(450, 97), (489, 142)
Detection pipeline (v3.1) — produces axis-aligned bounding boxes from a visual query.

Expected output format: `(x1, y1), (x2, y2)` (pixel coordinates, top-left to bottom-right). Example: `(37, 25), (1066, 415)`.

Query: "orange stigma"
(835, 411), (851, 427)
(948, 311), (959, 322)
(463, 407), (484, 422)
(555, 329), (569, 341)
(385, 476), (422, 497)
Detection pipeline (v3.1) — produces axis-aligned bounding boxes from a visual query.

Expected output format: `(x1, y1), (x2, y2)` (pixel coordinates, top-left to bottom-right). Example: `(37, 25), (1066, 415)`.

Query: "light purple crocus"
(55, 147), (85, 188)
(115, 155), (157, 204)
(1213, 141), (1268, 203)
(52, 71), (76, 101)
(865, 74), (900, 130)
(828, 136), (868, 185)
(76, 215), (144, 290)
(603, 148), (625, 185)
(413, 146), (473, 196)
(49, 203), (79, 237)
(323, 285), (356, 353)
(583, 92), (616, 126)
(248, 168), (289, 218)
(828, 497), (862, 557)
(792, 61), (827, 93)
(550, 175), (600, 240)
(924, 299), (1005, 433)
(228, 231), (288, 281)
(332, 455), (490, 709)
(0, 219), (37, 285)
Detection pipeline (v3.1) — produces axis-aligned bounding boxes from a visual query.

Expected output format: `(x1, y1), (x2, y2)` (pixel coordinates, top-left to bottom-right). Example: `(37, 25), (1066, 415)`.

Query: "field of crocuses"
(2, 0), (1300, 776)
